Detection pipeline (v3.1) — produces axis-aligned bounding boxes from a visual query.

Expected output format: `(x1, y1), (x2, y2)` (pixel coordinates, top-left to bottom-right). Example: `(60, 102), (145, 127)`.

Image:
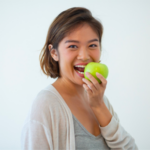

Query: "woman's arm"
(21, 120), (53, 150)
(91, 95), (138, 150)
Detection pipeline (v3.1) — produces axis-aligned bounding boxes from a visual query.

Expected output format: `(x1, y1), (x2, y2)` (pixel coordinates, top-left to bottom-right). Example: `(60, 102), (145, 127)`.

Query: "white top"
(21, 84), (138, 150)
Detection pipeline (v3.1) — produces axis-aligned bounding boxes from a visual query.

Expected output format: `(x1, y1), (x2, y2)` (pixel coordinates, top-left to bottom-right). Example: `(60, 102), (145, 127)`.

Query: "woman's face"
(57, 23), (101, 85)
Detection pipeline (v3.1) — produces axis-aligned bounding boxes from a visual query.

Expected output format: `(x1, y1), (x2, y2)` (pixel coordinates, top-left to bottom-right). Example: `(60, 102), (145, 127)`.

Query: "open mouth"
(74, 66), (85, 75)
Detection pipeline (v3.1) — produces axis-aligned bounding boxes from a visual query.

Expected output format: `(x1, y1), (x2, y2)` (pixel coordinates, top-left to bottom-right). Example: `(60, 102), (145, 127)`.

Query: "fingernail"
(86, 72), (89, 75)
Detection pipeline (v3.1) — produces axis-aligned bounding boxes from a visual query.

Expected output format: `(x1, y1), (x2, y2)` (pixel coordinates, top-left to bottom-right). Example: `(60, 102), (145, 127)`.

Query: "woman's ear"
(48, 44), (59, 62)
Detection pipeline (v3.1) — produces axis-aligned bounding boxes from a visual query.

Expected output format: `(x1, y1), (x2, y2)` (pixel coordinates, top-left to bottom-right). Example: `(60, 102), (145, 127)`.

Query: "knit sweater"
(21, 84), (138, 150)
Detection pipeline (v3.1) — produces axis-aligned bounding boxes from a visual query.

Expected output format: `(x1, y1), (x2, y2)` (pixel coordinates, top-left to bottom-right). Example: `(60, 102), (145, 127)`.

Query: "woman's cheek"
(63, 51), (76, 64)
(92, 49), (101, 62)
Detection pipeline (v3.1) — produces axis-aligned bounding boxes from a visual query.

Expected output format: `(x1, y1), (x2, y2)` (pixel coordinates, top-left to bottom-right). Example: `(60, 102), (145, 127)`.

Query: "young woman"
(21, 7), (138, 150)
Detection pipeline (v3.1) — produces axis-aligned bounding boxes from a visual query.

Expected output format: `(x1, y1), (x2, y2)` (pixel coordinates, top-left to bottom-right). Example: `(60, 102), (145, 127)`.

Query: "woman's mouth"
(74, 66), (85, 77)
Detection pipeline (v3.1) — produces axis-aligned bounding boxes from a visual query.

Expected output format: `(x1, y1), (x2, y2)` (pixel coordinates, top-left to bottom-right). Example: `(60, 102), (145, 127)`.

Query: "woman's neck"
(52, 77), (87, 101)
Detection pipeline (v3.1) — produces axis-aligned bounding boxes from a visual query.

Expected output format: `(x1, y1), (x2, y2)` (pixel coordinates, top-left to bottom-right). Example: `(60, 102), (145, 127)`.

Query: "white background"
(0, 0), (150, 149)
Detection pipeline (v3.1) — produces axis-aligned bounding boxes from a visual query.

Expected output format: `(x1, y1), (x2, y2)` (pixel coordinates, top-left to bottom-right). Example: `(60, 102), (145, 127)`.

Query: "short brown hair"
(39, 7), (103, 78)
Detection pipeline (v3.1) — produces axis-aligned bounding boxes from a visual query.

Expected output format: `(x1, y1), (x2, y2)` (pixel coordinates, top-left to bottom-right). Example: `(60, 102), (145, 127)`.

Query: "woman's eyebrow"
(65, 38), (99, 44)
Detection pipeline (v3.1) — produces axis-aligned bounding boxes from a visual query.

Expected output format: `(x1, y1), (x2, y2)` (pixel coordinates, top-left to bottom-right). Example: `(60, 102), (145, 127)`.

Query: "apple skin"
(84, 62), (109, 84)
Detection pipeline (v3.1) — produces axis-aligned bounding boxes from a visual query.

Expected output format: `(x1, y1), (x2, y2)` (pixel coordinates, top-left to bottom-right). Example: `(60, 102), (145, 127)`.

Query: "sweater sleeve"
(99, 96), (139, 150)
(21, 120), (53, 150)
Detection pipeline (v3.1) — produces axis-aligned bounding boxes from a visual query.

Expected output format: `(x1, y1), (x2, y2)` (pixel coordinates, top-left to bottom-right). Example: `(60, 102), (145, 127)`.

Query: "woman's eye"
(69, 45), (77, 48)
(90, 44), (97, 47)
(68, 44), (97, 49)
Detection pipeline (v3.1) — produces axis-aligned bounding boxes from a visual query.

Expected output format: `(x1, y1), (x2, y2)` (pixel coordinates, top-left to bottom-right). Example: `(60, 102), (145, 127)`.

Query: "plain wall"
(0, 0), (150, 149)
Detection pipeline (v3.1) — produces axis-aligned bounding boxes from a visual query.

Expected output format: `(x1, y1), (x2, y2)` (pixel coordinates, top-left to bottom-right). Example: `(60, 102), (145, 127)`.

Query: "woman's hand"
(82, 72), (107, 109)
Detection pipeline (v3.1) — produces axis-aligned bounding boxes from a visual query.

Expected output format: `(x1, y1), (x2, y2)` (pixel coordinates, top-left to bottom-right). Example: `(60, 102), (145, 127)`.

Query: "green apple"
(84, 62), (109, 84)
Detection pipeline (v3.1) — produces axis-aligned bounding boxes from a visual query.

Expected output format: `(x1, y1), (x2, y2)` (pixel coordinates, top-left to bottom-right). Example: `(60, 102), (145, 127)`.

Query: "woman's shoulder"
(32, 84), (60, 108)
(25, 84), (64, 124)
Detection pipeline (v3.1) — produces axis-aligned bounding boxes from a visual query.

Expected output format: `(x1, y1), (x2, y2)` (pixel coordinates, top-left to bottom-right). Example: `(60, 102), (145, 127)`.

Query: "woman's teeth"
(76, 70), (84, 74)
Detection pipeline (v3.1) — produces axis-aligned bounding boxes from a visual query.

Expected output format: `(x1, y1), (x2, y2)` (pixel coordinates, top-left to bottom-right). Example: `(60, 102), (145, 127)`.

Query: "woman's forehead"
(62, 27), (98, 43)
(67, 23), (95, 35)
(62, 34), (99, 45)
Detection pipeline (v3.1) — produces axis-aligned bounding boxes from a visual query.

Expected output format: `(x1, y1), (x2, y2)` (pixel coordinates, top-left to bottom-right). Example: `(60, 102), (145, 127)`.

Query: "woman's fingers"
(83, 72), (99, 90)
(83, 84), (92, 94)
(96, 72), (107, 87)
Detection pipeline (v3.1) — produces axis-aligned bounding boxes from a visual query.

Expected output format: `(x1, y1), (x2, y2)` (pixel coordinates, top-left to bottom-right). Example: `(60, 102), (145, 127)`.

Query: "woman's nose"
(77, 48), (90, 60)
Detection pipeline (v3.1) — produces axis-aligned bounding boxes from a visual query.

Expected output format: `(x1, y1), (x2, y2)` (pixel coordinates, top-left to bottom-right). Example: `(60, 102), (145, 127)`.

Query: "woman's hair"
(39, 7), (103, 78)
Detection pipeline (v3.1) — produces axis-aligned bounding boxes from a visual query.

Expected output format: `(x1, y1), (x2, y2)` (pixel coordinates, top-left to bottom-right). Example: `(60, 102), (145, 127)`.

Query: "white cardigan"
(21, 84), (138, 150)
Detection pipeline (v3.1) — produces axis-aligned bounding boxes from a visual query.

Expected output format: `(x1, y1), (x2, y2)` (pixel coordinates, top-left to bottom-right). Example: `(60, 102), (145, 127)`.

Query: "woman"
(21, 7), (138, 150)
